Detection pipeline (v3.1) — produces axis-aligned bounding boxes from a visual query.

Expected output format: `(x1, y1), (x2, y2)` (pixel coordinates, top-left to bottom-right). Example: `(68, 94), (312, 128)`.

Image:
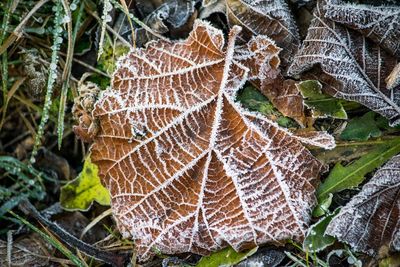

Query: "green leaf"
(303, 209), (339, 252)
(312, 193), (332, 217)
(195, 247), (257, 267)
(237, 86), (296, 128)
(317, 137), (400, 201)
(60, 157), (110, 211)
(298, 80), (347, 119)
(340, 112), (387, 141)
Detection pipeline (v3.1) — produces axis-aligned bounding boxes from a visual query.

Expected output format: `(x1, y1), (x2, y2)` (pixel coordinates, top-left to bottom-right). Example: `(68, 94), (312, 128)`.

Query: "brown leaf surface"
(261, 76), (306, 126)
(288, 3), (400, 126)
(226, 0), (300, 65)
(326, 154), (400, 256)
(75, 20), (331, 260)
(324, 0), (400, 58)
(234, 33), (306, 126)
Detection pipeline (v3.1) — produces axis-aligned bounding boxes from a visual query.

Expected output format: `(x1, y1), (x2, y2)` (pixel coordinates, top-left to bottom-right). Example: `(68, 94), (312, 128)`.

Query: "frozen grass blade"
(0, 0), (13, 131)
(57, 0), (76, 149)
(30, 0), (64, 163)
(97, 0), (113, 60)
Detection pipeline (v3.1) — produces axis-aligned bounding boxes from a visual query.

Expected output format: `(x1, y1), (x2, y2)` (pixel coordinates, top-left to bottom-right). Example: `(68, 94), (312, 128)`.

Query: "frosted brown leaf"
(74, 20), (333, 260)
(289, 3), (400, 126)
(324, 0), (400, 57)
(326, 154), (400, 256)
(226, 0), (300, 66)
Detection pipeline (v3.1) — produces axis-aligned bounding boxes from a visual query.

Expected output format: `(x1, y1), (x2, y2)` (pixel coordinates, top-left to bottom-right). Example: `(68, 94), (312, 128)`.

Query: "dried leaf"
(324, 0), (400, 57)
(261, 76), (306, 126)
(289, 3), (400, 126)
(226, 0), (300, 65)
(326, 154), (400, 256)
(235, 34), (306, 125)
(74, 20), (332, 260)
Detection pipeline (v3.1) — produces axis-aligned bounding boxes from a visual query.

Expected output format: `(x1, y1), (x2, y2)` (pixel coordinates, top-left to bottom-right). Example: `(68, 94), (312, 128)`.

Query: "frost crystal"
(74, 20), (332, 261)
(326, 154), (400, 256)
(289, 3), (400, 126)
(324, 0), (400, 57)
(226, 0), (300, 65)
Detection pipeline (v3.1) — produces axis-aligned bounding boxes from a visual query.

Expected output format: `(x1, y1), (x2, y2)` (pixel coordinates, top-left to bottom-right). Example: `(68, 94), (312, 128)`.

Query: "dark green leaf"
(317, 137), (400, 201)
(340, 112), (387, 141)
(196, 247), (257, 267)
(298, 80), (347, 119)
(303, 209), (339, 252)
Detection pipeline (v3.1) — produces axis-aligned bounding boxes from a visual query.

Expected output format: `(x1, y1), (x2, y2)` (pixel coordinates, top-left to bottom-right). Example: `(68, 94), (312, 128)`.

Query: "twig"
(18, 200), (131, 267)
(85, 8), (132, 48)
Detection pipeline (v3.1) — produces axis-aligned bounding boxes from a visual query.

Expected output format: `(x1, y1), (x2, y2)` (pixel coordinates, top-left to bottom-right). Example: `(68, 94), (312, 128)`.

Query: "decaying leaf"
(122, 0), (198, 46)
(326, 154), (400, 256)
(226, 0), (300, 65)
(143, 0), (197, 37)
(289, 3), (400, 126)
(324, 0), (400, 57)
(261, 76), (306, 126)
(235, 247), (285, 267)
(74, 20), (334, 260)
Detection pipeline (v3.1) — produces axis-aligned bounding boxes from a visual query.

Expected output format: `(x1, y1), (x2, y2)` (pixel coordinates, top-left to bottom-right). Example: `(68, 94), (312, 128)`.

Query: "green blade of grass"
(317, 137), (400, 201)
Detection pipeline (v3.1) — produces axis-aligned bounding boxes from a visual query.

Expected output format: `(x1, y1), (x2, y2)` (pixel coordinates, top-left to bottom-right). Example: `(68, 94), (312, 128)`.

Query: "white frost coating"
(87, 20), (328, 261)
(226, 0), (299, 64)
(289, 2), (400, 126)
(324, 0), (400, 57)
(326, 154), (400, 255)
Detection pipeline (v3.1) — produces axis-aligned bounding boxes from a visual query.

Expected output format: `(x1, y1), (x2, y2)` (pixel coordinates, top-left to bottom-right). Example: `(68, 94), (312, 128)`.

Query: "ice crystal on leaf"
(324, 0), (400, 57)
(226, 0), (300, 66)
(289, 3), (400, 126)
(326, 154), (400, 256)
(74, 20), (334, 261)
